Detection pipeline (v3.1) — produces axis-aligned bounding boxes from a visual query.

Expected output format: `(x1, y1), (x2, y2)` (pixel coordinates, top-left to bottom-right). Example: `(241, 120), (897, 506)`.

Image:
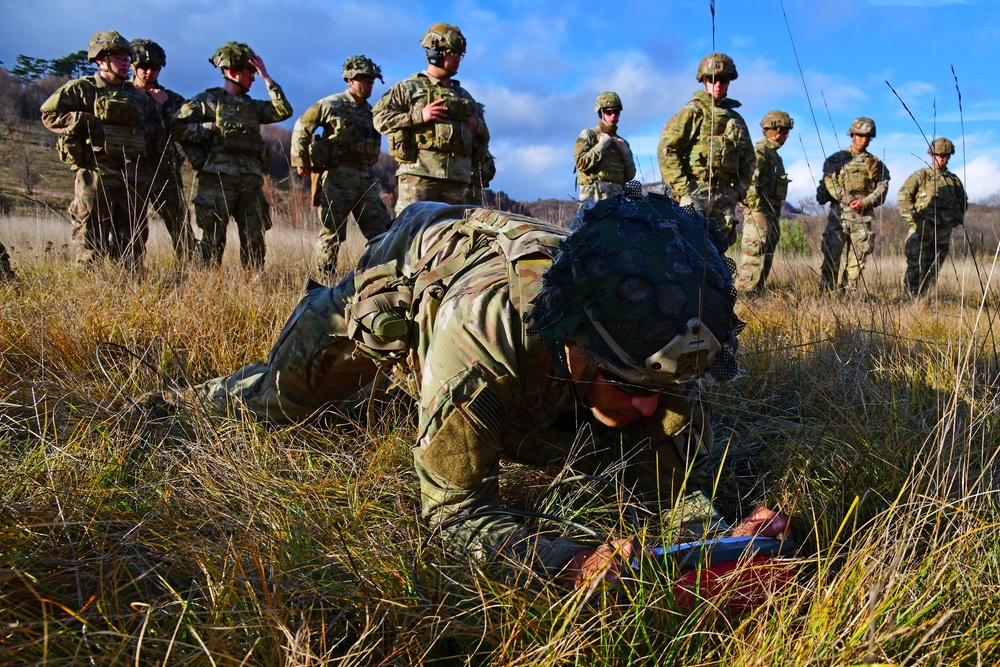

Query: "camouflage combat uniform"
(736, 136), (788, 293)
(658, 90), (754, 244)
(143, 85), (196, 261)
(41, 75), (162, 269)
(574, 121), (636, 202)
(898, 164), (966, 296)
(291, 90), (391, 275)
(818, 148), (890, 290)
(172, 81), (292, 269)
(196, 201), (723, 576)
(372, 72), (489, 215)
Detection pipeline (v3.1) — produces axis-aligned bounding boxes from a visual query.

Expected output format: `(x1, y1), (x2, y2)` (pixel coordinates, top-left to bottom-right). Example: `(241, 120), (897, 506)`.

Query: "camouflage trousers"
(577, 180), (624, 204)
(735, 210), (780, 293)
(68, 167), (151, 271)
(819, 208), (874, 291)
(904, 219), (954, 296)
(681, 185), (741, 246)
(314, 165), (392, 277)
(193, 171), (271, 270)
(148, 160), (195, 262)
(394, 173), (470, 216)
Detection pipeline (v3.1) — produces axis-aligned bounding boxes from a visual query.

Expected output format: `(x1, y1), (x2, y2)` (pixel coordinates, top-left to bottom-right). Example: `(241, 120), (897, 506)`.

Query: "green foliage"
(10, 54), (50, 84)
(9, 51), (94, 84)
(778, 218), (811, 254)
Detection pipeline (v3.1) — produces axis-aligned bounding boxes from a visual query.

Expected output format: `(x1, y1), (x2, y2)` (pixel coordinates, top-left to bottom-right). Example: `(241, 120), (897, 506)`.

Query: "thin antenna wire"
(778, 0), (826, 159)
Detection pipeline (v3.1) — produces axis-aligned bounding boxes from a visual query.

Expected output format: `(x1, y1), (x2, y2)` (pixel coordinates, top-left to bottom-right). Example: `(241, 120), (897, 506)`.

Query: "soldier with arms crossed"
(172, 42), (292, 270)
(373, 23), (491, 215)
(574, 92), (636, 205)
(735, 110), (793, 294)
(291, 56), (392, 278)
(130, 38), (196, 262)
(817, 117), (890, 291)
(658, 53), (754, 246)
(41, 31), (162, 270)
(897, 137), (967, 297)
(141, 188), (790, 587)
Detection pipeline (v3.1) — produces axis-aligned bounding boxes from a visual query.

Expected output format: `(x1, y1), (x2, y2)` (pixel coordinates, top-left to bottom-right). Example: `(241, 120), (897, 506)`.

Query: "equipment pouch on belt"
(215, 100), (262, 156)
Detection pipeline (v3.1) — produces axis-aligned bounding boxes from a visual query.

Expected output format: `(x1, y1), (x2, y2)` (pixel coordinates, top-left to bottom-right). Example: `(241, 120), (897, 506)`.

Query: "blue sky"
(3, 0), (998, 206)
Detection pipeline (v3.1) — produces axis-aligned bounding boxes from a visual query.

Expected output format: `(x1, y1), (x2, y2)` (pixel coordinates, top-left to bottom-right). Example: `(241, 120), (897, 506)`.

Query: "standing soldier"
(897, 137), (967, 297)
(735, 110), (793, 294)
(291, 55), (392, 278)
(41, 31), (162, 270)
(372, 23), (490, 215)
(130, 38), (196, 262)
(574, 92), (636, 204)
(658, 53), (754, 245)
(172, 42), (292, 270)
(816, 117), (890, 291)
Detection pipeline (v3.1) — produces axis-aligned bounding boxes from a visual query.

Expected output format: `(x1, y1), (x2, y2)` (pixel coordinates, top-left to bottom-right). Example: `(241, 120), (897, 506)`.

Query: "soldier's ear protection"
(425, 48), (444, 67)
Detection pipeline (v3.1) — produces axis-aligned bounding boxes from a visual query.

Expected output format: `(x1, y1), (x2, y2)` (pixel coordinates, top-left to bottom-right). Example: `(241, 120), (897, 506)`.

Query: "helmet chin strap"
(99, 59), (128, 83)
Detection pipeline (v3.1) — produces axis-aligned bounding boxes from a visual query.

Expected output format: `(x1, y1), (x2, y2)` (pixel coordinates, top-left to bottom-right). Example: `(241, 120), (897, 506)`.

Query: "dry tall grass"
(2, 213), (998, 665)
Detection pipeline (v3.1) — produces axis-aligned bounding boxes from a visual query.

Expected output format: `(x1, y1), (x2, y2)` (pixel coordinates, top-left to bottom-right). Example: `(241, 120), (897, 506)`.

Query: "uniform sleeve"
(742, 144), (768, 211)
(861, 159), (890, 210)
(822, 153), (848, 205)
(413, 287), (586, 579)
(258, 79), (293, 124)
(290, 101), (324, 169)
(40, 81), (91, 135)
(574, 128), (609, 174)
(658, 104), (699, 197)
(620, 137), (636, 182)
(735, 118), (755, 199)
(372, 82), (425, 134)
(171, 94), (215, 144)
(897, 170), (921, 220)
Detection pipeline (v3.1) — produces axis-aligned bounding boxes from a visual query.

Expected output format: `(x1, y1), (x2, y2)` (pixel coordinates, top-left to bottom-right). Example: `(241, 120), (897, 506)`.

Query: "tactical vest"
(577, 128), (630, 186)
(92, 82), (148, 162)
(838, 153), (882, 197)
(689, 103), (744, 180)
(214, 96), (264, 157)
(912, 170), (965, 227)
(345, 208), (566, 397)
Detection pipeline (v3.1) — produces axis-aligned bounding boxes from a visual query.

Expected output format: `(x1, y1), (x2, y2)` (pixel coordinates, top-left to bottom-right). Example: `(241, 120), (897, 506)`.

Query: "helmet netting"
(528, 190), (743, 382)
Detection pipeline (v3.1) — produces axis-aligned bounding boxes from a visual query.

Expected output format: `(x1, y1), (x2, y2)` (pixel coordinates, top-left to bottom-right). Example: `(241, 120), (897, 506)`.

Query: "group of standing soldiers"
(25, 22), (491, 278)
(574, 53), (969, 297)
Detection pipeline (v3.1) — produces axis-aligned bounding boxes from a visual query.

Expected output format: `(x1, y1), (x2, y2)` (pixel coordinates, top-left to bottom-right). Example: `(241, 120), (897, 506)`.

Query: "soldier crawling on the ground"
(816, 117), (890, 292)
(171, 42), (292, 270)
(897, 137), (967, 297)
(658, 53), (754, 247)
(41, 31), (163, 271)
(137, 186), (791, 589)
(373, 23), (491, 215)
(291, 55), (393, 279)
(130, 38), (196, 263)
(574, 92), (636, 206)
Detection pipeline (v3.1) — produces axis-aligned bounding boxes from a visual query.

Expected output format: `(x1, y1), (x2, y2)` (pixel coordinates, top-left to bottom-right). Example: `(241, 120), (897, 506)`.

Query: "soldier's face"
(227, 67), (256, 91)
(442, 50), (463, 75)
(602, 108), (621, 126)
(771, 128), (790, 147)
(932, 154), (951, 169)
(704, 78), (730, 102)
(100, 52), (131, 79)
(851, 134), (871, 152)
(348, 77), (375, 100)
(133, 65), (160, 88)
(565, 345), (661, 428)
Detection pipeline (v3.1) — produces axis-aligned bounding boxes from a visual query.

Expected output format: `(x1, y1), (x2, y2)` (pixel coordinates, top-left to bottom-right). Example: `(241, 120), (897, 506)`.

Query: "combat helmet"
(210, 41), (255, 70)
(342, 55), (383, 82)
(88, 31), (132, 63)
(131, 39), (166, 69)
(529, 182), (744, 387)
(421, 23), (467, 60)
(760, 110), (794, 131)
(928, 137), (955, 155)
(696, 53), (738, 82)
(595, 91), (623, 114)
(848, 117), (876, 138)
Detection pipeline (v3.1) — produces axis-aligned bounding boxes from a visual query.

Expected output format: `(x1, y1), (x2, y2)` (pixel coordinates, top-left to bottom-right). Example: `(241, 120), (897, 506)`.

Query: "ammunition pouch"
(57, 132), (96, 170)
(215, 101), (263, 157)
(388, 130), (417, 163)
(310, 137), (340, 170)
(93, 89), (146, 159)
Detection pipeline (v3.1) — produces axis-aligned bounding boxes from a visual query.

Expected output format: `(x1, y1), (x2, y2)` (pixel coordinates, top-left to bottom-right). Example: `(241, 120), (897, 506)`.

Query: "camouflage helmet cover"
(131, 39), (166, 68)
(420, 23), (467, 55)
(760, 110), (794, 131)
(848, 117), (877, 137)
(88, 31), (132, 63)
(529, 185), (744, 386)
(595, 91), (623, 114)
(697, 52), (738, 82)
(342, 55), (384, 82)
(211, 41), (256, 69)
(928, 137), (955, 155)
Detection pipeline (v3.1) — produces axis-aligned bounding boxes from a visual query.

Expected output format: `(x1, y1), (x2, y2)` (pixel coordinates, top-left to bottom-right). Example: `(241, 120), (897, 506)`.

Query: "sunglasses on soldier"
(599, 368), (664, 397)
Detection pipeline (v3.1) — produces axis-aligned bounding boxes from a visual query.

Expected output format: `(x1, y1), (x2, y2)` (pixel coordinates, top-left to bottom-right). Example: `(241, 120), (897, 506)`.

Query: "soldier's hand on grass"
(422, 98), (448, 123)
(562, 538), (641, 589)
(730, 506), (792, 539)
